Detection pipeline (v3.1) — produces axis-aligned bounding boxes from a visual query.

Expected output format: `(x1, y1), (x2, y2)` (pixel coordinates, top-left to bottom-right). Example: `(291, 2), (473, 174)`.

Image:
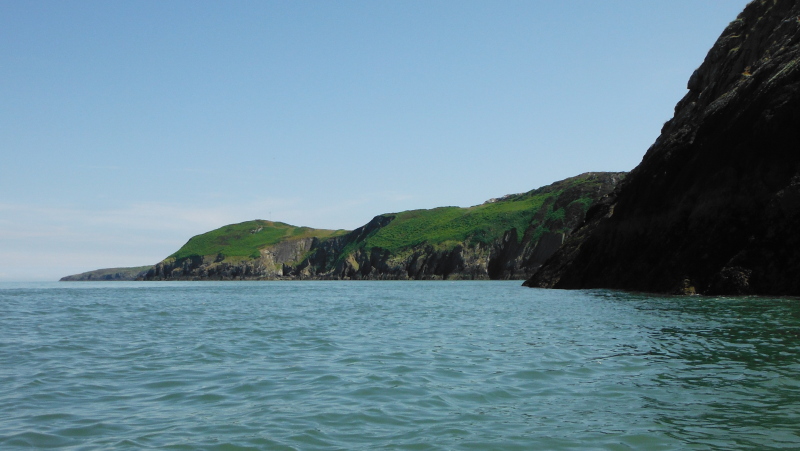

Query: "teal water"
(0, 281), (798, 450)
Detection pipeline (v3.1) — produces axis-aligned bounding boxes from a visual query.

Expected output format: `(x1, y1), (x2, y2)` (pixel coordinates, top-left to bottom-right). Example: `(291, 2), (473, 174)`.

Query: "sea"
(0, 281), (798, 450)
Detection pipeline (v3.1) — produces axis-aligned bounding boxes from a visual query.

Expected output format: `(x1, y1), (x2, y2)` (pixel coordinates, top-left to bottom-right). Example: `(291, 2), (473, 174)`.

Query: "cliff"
(139, 172), (623, 281)
(526, 0), (800, 295)
(142, 221), (346, 280)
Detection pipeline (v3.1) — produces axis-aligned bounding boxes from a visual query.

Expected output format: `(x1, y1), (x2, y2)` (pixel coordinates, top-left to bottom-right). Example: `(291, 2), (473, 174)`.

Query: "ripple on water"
(0, 281), (798, 450)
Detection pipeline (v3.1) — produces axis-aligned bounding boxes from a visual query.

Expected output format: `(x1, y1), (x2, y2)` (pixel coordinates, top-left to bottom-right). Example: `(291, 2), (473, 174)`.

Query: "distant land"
(526, 0), (800, 295)
(60, 266), (153, 282)
(61, 172), (623, 281)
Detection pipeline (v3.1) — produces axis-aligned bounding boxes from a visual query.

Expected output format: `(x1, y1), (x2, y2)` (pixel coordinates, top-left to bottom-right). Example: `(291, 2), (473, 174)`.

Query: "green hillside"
(347, 172), (610, 255)
(361, 195), (551, 252)
(170, 220), (348, 260)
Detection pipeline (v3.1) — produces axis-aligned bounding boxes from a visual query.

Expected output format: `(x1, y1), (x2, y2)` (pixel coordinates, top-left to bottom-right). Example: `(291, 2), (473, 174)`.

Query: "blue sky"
(1, 0), (750, 281)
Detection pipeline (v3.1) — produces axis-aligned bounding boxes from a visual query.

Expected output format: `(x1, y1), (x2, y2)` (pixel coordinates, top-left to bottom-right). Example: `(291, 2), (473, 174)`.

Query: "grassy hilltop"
(339, 177), (598, 257)
(170, 220), (348, 261)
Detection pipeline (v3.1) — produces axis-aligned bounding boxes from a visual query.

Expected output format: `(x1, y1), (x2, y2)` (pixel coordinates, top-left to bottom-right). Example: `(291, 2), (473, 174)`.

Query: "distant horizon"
(1, 1), (751, 281)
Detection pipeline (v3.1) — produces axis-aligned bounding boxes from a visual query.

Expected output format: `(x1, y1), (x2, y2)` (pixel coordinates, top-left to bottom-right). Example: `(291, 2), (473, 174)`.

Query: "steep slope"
(526, 0), (800, 295)
(142, 172), (623, 281)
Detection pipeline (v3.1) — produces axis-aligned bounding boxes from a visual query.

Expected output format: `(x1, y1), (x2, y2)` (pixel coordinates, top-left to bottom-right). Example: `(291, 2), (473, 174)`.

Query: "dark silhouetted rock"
(526, 0), (800, 295)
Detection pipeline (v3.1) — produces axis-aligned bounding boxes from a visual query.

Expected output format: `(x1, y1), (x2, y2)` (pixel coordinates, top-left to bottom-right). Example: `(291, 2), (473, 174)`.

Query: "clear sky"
(1, 0), (751, 281)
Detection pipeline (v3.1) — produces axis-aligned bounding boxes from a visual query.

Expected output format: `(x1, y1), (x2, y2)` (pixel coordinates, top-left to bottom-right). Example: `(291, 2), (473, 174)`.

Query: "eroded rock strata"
(526, 0), (800, 295)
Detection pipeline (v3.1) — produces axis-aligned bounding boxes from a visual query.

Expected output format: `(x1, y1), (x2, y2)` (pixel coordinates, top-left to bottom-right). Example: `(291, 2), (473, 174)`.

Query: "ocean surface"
(1, 281), (798, 450)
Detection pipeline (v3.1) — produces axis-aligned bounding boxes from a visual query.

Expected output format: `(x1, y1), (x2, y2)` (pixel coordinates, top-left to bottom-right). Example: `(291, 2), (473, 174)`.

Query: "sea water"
(0, 281), (798, 450)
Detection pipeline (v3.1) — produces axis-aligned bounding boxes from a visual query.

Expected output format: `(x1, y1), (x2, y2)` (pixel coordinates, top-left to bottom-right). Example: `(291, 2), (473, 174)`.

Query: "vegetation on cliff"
(169, 220), (347, 261)
(337, 172), (616, 260)
(61, 172), (624, 282)
(137, 172), (623, 281)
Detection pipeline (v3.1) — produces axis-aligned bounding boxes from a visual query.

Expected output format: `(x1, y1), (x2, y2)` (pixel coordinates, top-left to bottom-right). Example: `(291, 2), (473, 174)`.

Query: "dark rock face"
(526, 0), (800, 295)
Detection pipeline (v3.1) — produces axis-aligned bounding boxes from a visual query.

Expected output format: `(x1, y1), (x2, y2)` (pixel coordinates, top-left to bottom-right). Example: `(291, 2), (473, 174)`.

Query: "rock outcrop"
(526, 0), (800, 295)
(145, 237), (318, 280)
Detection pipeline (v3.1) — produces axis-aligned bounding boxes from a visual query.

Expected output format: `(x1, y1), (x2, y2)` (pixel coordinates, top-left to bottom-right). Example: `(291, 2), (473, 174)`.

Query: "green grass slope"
(344, 173), (616, 256)
(170, 220), (348, 260)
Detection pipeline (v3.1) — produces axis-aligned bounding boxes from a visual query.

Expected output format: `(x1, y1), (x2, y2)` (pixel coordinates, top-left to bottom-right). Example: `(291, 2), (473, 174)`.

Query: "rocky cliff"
(141, 172), (623, 281)
(526, 0), (800, 295)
